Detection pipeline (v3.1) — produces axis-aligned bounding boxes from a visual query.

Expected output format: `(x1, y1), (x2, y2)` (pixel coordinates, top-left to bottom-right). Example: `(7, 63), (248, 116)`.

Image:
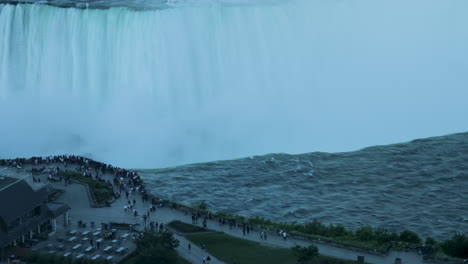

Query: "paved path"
(2, 163), (424, 264)
(49, 175), (224, 264)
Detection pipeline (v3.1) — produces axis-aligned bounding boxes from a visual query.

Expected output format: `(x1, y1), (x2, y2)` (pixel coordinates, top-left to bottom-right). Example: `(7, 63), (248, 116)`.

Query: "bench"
(116, 247), (127, 255)
(72, 244), (82, 251)
(103, 246), (113, 253)
(85, 246), (94, 253)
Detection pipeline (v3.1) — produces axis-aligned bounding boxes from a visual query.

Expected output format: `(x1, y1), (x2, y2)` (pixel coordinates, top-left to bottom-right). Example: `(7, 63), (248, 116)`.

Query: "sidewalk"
(3, 163), (424, 264)
(48, 174), (224, 264)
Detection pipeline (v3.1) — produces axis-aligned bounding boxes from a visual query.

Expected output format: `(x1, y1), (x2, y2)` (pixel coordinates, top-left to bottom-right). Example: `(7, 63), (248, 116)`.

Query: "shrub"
(327, 224), (349, 237)
(374, 227), (397, 243)
(94, 188), (110, 203)
(301, 219), (328, 236)
(425, 237), (437, 246)
(355, 225), (374, 241)
(441, 233), (468, 259)
(291, 245), (319, 263)
(399, 230), (421, 244)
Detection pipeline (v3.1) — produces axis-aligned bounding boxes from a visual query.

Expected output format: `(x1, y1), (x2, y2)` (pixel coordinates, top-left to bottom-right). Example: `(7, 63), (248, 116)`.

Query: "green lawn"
(186, 233), (296, 264)
(186, 232), (364, 264)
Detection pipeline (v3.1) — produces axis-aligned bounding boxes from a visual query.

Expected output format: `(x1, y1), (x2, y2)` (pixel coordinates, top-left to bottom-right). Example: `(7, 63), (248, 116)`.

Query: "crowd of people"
(1, 155), (283, 250)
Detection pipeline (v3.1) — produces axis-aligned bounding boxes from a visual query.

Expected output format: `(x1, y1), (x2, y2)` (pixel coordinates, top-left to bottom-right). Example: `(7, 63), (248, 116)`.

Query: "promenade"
(1, 163), (424, 264)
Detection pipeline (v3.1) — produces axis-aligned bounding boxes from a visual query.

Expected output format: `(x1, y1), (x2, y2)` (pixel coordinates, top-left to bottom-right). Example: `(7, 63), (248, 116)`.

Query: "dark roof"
(47, 203), (71, 218)
(0, 180), (49, 224)
(0, 177), (18, 190)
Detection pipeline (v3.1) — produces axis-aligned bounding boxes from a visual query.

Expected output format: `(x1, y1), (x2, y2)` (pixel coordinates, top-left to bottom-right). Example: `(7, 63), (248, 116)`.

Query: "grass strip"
(186, 232), (364, 264)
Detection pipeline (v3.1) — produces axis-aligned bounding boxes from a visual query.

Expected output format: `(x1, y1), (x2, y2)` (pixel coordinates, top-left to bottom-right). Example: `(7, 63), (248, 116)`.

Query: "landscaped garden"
(57, 171), (113, 205)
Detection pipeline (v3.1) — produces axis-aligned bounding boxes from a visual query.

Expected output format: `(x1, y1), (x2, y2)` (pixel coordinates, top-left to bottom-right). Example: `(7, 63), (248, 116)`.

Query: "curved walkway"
(3, 164), (424, 264)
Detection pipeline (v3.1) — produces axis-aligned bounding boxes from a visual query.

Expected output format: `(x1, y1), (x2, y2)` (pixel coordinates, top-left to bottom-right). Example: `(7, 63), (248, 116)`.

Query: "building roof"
(0, 177), (19, 190)
(0, 180), (49, 224)
(47, 203), (71, 218)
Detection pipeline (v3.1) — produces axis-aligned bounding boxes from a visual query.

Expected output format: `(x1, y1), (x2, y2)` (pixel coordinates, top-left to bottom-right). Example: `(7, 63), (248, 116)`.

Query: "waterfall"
(1, 0), (467, 168)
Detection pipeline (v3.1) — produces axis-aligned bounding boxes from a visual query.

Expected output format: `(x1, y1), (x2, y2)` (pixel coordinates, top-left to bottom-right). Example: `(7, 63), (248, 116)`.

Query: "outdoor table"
(67, 237), (77, 243)
(47, 243), (53, 248)
(111, 239), (119, 245)
(106, 256), (113, 261)
(76, 254), (84, 259)
(63, 252), (71, 257)
(96, 228), (102, 232)
(69, 230), (77, 236)
(48, 250), (56, 254)
(103, 246), (113, 253)
(72, 244), (82, 251)
(85, 246), (93, 253)
(56, 244), (65, 250)
(91, 254), (101, 260)
(93, 231), (101, 237)
(96, 238), (103, 243)
(82, 230), (90, 236)
(82, 237), (89, 242)
(116, 247), (126, 254)
(121, 233), (129, 239)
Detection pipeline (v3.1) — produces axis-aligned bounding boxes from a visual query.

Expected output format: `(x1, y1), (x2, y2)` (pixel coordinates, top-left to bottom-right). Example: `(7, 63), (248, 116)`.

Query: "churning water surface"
(139, 132), (468, 240)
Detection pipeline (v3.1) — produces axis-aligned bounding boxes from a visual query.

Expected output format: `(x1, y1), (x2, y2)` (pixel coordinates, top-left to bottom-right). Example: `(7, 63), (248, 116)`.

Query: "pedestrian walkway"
(3, 163), (424, 264)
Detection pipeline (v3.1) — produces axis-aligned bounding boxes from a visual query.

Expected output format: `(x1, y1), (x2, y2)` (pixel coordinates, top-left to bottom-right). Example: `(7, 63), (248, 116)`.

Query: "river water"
(139, 132), (468, 240)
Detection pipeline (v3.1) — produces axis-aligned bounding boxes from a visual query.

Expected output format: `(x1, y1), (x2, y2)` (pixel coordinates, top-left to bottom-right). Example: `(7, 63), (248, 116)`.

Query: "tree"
(441, 233), (468, 259)
(136, 230), (179, 250)
(291, 244), (319, 263)
(134, 230), (180, 264)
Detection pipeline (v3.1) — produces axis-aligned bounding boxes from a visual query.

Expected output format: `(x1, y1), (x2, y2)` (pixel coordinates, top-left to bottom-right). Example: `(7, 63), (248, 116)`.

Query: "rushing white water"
(1, 0), (468, 168)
